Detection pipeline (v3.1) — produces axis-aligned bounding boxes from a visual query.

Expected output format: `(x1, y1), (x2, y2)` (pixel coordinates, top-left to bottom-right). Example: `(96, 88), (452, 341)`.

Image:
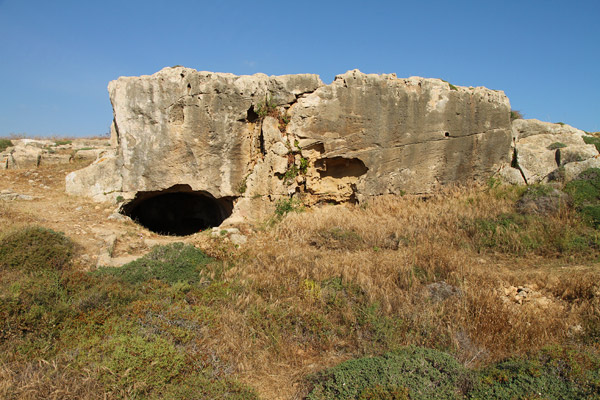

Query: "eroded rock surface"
(66, 67), (514, 225)
(506, 119), (599, 184)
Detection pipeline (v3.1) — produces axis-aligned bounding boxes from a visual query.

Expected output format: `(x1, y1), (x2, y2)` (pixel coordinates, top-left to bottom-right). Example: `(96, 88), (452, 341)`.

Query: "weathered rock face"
(498, 119), (600, 184)
(288, 71), (511, 198)
(66, 67), (513, 228)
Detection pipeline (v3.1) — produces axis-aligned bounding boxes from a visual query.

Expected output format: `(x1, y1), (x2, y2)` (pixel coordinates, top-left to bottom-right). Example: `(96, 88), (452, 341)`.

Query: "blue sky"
(0, 0), (598, 137)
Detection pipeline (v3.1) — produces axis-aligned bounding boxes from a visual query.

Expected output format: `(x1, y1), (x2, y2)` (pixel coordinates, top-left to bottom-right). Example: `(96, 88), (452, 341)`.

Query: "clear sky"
(0, 0), (598, 137)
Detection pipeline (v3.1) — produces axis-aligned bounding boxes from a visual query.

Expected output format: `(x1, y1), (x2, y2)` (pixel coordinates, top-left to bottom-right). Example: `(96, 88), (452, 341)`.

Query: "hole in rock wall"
(246, 105), (259, 123)
(315, 157), (368, 179)
(120, 185), (234, 236)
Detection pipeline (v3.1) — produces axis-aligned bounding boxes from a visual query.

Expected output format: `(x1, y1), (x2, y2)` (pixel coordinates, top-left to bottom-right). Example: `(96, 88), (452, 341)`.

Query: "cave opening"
(120, 185), (234, 236)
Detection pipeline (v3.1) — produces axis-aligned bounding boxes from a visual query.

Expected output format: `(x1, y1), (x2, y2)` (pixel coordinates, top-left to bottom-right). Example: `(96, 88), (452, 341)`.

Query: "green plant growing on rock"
(237, 174), (250, 194)
(282, 164), (299, 184)
(0, 139), (13, 152)
(510, 110), (524, 121)
(583, 135), (600, 152)
(274, 198), (304, 217)
(299, 156), (309, 174)
(548, 142), (567, 150)
(255, 95), (278, 119)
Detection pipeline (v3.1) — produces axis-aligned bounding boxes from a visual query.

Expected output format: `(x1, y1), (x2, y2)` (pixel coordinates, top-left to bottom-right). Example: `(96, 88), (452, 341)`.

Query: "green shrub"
(472, 346), (600, 399)
(548, 142), (567, 150)
(510, 110), (524, 121)
(274, 198), (304, 217)
(306, 346), (472, 400)
(300, 157), (309, 174)
(95, 242), (213, 284)
(564, 168), (600, 226)
(104, 334), (184, 395)
(0, 138), (13, 152)
(583, 136), (600, 153)
(53, 139), (72, 146)
(161, 375), (259, 399)
(255, 95), (278, 119)
(0, 226), (74, 272)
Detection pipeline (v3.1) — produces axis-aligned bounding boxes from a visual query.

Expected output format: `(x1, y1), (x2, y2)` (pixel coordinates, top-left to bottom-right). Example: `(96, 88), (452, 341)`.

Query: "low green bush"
(564, 168), (600, 226)
(472, 346), (600, 399)
(306, 346), (472, 400)
(94, 242), (213, 285)
(583, 136), (600, 153)
(0, 138), (13, 152)
(306, 346), (600, 400)
(103, 334), (184, 395)
(0, 226), (74, 272)
(274, 197), (304, 217)
(548, 142), (567, 150)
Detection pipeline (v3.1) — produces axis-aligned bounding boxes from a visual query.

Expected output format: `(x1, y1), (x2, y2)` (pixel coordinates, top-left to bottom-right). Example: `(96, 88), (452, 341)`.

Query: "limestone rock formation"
(66, 67), (514, 230)
(502, 119), (599, 184)
(1, 138), (109, 169)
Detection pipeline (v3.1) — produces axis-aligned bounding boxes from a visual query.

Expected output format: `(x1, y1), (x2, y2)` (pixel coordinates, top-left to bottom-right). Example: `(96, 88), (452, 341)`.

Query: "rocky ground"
(0, 138), (197, 268)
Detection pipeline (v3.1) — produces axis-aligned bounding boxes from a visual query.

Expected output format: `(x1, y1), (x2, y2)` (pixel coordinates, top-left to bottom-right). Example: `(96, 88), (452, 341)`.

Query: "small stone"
(230, 233), (247, 246)
(108, 213), (126, 221)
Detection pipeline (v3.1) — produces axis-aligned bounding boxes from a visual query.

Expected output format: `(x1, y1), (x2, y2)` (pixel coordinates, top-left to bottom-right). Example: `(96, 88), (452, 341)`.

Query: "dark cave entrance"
(120, 185), (234, 236)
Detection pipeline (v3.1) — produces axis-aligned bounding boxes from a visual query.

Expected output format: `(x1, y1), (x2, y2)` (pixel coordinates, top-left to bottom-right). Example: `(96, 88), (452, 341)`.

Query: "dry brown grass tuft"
(0, 359), (109, 400)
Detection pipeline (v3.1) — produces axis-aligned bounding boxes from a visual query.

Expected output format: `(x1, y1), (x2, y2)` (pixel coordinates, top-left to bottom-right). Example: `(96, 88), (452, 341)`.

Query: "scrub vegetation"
(1, 169), (600, 399)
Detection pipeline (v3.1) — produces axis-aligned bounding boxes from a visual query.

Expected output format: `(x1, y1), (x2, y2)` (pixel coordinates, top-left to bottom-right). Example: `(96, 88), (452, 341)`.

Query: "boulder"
(66, 67), (513, 226)
(511, 119), (598, 183)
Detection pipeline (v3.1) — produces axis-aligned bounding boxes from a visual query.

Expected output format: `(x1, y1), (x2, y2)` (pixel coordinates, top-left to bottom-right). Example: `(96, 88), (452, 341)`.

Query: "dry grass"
(211, 185), (600, 398)
(0, 359), (108, 400)
(1, 166), (599, 399)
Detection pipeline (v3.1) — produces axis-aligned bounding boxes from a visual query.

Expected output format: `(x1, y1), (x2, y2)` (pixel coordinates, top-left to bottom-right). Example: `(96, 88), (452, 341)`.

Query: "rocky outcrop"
(1, 138), (110, 169)
(498, 119), (599, 184)
(66, 67), (513, 227)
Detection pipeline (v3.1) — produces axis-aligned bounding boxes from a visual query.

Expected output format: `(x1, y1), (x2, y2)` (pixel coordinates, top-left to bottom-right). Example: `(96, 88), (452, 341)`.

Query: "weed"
(53, 140), (72, 146)
(282, 163), (299, 184)
(510, 110), (524, 121)
(115, 195), (124, 203)
(0, 139), (12, 152)
(255, 95), (278, 119)
(441, 79), (458, 91)
(238, 174), (250, 194)
(300, 156), (309, 174)
(274, 197), (304, 217)
(0, 226), (74, 272)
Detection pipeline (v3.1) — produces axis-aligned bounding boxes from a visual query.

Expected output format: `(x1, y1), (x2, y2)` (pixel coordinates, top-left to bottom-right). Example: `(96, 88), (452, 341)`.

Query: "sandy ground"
(0, 160), (189, 269)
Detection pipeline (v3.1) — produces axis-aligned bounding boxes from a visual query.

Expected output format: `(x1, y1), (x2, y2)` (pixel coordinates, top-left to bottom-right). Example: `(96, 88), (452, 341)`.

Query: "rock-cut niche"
(120, 184), (234, 236)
